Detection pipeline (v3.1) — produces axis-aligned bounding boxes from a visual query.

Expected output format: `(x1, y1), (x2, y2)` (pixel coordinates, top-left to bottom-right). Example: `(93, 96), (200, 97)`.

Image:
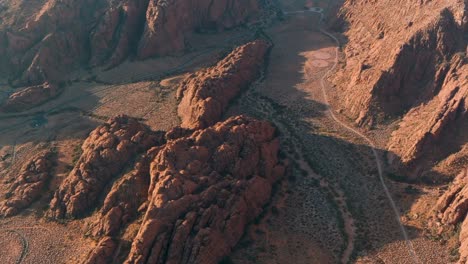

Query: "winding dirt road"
(310, 8), (421, 264)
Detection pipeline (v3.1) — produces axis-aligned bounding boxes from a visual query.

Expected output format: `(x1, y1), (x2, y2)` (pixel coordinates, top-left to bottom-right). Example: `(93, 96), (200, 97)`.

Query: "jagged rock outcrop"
(177, 40), (270, 129)
(49, 115), (165, 219)
(0, 0), (262, 85)
(83, 236), (118, 264)
(2, 82), (59, 112)
(89, 0), (150, 66)
(92, 147), (160, 237)
(334, 0), (467, 176)
(137, 0), (260, 58)
(124, 115), (285, 264)
(434, 168), (468, 263)
(387, 55), (467, 172)
(0, 151), (54, 217)
(333, 0), (467, 126)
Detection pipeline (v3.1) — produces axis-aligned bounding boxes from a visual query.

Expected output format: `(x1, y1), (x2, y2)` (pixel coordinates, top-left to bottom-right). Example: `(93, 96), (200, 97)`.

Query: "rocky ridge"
(333, 0), (467, 175)
(0, 0), (262, 87)
(434, 168), (468, 263)
(49, 115), (165, 219)
(177, 40), (271, 129)
(124, 115), (285, 264)
(2, 82), (59, 112)
(0, 151), (54, 216)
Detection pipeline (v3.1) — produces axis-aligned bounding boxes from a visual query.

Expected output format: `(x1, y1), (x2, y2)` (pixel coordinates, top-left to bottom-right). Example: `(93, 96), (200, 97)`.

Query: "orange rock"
(49, 115), (165, 219)
(0, 151), (54, 217)
(83, 236), (118, 264)
(124, 115), (285, 264)
(2, 82), (59, 112)
(435, 168), (468, 263)
(177, 40), (270, 129)
(137, 0), (260, 58)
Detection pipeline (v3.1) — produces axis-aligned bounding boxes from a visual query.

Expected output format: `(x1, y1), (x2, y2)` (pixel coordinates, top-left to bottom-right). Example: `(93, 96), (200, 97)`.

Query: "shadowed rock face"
(0, 0), (261, 86)
(49, 115), (165, 219)
(83, 236), (118, 264)
(334, 0), (467, 127)
(177, 40), (271, 130)
(0, 151), (54, 217)
(92, 147), (161, 237)
(2, 82), (59, 112)
(136, 0), (260, 58)
(333, 0), (467, 176)
(124, 115), (285, 264)
(435, 168), (468, 263)
(387, 54), (467, 172)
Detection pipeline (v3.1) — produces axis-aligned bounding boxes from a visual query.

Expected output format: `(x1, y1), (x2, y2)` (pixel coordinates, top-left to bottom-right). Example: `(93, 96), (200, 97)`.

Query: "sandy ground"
(0, 216), (94, 264)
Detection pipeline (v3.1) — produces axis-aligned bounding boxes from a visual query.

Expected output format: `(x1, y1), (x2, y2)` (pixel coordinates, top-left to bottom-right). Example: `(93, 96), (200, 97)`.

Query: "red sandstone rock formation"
(0, 151), (54, 217)
(387, 55), (467, 173)
(83, 236), (118, 264)
(49, 115), (165, 219)
(0, 0), (262, 85)
(333, 0), (466, 126)
(177, 40), (270, 129)
(334, 0), (467, 176)
(124, 115), (285, 264)
(137, 0), (260, 58)
(2, 82), (59, 112)
(92, 147), (160, 237)
(434, 168), (468, 263)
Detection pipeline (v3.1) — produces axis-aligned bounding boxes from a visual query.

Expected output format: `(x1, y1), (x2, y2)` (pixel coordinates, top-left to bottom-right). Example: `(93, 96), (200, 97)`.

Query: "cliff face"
(124, 115), (285, 264)
(434, 168), (468, 263)
(177, 40), (270, 130)
(333, 0), (466, 126)
(333, 0), (467, 174)
(49, 115), (165, 219)
(137, 0), (259, 58)
(0, 0), (261, 86)
(387, 55), (467, 171)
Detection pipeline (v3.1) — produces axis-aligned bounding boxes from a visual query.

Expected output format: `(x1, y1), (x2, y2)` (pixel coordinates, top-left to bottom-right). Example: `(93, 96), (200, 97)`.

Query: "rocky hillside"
(177, 40), (270, 129)
(433, 168), (468, 263)
(0, 0), (262, 87)
(333, 1), (467, 262)
(332, 0), (467, 176)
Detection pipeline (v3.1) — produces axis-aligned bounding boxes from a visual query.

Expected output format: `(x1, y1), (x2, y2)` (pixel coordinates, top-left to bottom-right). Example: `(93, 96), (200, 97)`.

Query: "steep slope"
(49, 115), (164, 218)
(177, 40), (270, 129)
(0, 0), (262, 87)
(333, 0), (466, 126)
(124, 115), (285, 264)
(434, 168), (468, 263)
(332, 0), (467, 175)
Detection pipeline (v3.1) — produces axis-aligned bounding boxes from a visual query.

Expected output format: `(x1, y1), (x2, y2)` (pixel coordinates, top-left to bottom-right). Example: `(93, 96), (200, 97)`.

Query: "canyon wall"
(333, 0), (467, 175)
(0, 0), (262, 86)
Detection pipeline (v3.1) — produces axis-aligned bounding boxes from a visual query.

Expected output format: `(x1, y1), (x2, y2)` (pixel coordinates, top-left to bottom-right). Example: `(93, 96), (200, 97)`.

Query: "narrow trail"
(0, 225), (54, 264)
(1, 229), (29, 264)
(311, 10), (422, 264)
